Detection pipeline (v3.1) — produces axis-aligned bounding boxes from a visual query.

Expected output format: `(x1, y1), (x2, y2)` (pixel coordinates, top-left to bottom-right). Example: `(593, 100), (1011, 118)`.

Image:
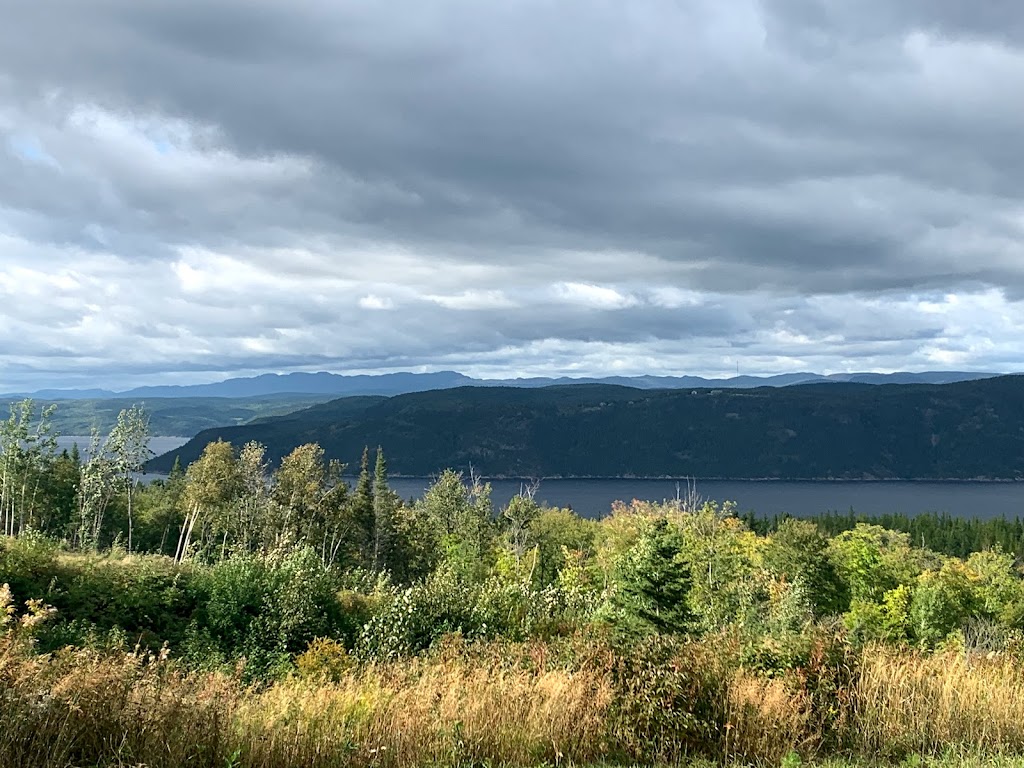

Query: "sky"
(2, 0), (1024, 392)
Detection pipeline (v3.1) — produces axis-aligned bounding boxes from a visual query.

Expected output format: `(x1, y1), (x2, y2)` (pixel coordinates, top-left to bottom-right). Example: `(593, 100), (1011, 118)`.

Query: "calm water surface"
(57, 436), (1024, 520)
(388, 477), (1024, 520)
(56, 436), (192, 458)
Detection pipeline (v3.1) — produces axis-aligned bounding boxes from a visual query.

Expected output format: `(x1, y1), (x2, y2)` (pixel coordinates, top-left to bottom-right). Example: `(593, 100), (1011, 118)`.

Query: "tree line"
(7, 397), (1024, 660)
(0, 400), (510, 581)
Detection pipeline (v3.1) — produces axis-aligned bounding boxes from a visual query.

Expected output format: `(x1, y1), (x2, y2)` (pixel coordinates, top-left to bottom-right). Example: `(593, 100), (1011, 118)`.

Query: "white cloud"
(424, 290), (517, 310)
(553, 283), (637, 310)
(358, 294), (394, 310)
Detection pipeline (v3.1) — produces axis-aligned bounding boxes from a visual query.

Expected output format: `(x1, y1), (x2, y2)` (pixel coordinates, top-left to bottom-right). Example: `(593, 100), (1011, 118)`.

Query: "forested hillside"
(0, 394), (339, 436)
(151, 376), (1024, 479)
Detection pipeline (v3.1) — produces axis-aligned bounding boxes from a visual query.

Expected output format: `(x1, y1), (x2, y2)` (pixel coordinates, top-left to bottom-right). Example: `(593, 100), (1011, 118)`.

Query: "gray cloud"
(1, 0), (1023, 390)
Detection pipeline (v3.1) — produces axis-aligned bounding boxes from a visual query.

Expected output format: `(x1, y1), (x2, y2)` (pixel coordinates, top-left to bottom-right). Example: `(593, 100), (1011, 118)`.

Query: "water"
(55, 436), (191, 459)
(387, 477), (1024, 520)
(51, 436), (1024, 519)
(55, 436), (190, 481)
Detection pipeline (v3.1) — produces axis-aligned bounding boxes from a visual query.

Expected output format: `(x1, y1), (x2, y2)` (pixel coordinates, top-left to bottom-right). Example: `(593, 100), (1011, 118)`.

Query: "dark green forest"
(151, 376), (1024, 479)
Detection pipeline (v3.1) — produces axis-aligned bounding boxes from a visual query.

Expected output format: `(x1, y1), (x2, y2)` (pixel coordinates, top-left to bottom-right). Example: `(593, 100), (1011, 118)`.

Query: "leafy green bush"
(187, 548), (344, 674)
(911, 561), (980, 648)
(356, 563), (600, 660)
(0, 531), (60, 599)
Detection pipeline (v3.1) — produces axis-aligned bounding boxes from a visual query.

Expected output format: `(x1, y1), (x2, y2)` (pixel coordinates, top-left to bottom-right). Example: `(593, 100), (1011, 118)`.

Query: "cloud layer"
(2, 0), (1023, 390)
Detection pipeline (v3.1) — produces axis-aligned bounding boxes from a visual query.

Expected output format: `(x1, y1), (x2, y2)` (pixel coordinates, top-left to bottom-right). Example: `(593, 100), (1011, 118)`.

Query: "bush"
(0, 531), (60, 599)
(188, 548), (344, 676)
(911, 562), (980, 648)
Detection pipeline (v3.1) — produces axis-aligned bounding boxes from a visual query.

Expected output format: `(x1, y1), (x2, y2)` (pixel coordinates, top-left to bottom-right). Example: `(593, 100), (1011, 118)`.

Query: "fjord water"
(59, 436), (1024, 520)
(57, 436), (193, 459)
(388, 477), (1024, 520)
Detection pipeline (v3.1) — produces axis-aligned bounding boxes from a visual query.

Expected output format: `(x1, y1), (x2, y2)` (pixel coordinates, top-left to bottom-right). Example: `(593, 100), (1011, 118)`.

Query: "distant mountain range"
(149, 375), (1024, 481)
(5, 369), (1005, 400)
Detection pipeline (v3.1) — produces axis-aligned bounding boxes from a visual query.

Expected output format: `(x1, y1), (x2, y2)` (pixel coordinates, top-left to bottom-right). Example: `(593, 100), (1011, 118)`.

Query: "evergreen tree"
(614, 516), (692, 635)
(351, 446), (375, 563)
(371, 447), (396, 572)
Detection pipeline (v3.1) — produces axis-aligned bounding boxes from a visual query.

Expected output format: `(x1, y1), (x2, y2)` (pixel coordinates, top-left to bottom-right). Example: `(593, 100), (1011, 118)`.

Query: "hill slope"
(149, 376), (1024, 480)
(1, 395), (340, 437)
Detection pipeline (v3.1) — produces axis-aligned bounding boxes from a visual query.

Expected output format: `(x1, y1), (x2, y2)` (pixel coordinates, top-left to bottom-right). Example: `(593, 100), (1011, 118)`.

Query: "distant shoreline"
(379, 475), (1024, 483)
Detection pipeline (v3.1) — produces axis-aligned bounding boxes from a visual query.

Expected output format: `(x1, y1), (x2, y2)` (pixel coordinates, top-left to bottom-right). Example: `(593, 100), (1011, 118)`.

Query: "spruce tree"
(614, 517), (692, 635)
(352, 446), (375, 563)
(371, 447), (396, 571)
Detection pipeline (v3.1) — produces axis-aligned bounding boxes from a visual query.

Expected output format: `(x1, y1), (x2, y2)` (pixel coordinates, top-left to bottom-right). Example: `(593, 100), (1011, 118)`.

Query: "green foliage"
(828, 524), (923, 604)
(764, 518), (848, 616)
(187, 548), (344, 674)
(612, 516), (692, 635)
(0, 541), (199, 652)
(0, 532), (59, 606)
(529, 507), (597, 586)
(371, 446), (397, 571)
(350, 446), (374, 560)
(418, 469), (494, 580)
(675, 502), (761, 633)
(910, 561), (980, 648)
(356, 563), (599, 660)
(294, 636), (354, 681)
(753, 510), (1024, 561)
(0, 400), (59, 538)
(964, 548), (1024, 625)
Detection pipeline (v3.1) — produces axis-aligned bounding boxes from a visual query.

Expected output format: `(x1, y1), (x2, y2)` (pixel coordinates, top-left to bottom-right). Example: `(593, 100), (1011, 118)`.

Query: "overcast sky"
(2, 0), (1024, 391)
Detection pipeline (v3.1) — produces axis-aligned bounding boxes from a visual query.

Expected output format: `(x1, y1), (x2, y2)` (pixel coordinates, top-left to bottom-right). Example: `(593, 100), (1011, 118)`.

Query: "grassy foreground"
(6, 620), (1024, 768)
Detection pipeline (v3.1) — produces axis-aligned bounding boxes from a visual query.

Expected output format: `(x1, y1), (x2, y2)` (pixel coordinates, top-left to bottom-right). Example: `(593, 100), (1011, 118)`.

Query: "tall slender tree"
(0, 400), (58, 537)
(106, 405), (152, 553)
(371, 446), (397, 571)
(351, 446), (374, 563)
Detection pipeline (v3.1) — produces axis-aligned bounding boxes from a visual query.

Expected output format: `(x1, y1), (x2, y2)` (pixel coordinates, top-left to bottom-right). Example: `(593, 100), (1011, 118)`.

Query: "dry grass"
(238, 656), (614, 767)
(852, 647), (1024, 757)
(0, 639), (238, 767)
(724, 670), (816, 764)
(11, 630), (1024, 767)
(0, 635), (615, 768)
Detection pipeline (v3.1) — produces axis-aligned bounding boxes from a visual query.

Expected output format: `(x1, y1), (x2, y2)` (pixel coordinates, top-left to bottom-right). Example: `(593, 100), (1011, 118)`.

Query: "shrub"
(0, 531), (60, 599)
(189, 548), (344, 676)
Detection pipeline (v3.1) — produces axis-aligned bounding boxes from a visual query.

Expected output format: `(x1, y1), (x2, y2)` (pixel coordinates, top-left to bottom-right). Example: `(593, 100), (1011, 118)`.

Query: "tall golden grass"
(238, 655), (614, 767)
(725, 670), (815, 763)
(0, 634), (617, 768)
(9, 631), (1024, 767)
(853, 647), (1024, 758)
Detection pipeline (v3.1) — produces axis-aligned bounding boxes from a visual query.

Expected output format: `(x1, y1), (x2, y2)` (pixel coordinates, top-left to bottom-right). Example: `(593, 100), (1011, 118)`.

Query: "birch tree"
(232, 441), (270, 555)
(77, 429), (118, 549)
(176, 440), (238, 562)
(0, 400), (58, 537)
(105, 405), (152, 553)
(271, 443), (349, 565)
